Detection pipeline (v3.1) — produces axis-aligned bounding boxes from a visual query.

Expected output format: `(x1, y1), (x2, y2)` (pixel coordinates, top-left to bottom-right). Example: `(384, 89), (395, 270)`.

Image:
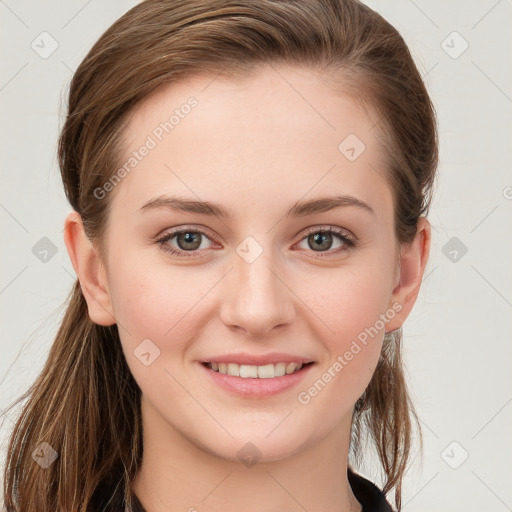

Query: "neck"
(131, 397), (362, 512)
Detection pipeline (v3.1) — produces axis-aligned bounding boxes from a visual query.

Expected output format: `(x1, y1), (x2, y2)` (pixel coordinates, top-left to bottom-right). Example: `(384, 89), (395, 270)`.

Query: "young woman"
(2, 0), (438, 511)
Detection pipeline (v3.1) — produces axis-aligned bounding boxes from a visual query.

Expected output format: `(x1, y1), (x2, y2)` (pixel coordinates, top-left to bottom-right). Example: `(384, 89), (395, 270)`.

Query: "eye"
(294, 226), (356, 259)
(155, 225), (356, 260)
(156, 226), (216, 258)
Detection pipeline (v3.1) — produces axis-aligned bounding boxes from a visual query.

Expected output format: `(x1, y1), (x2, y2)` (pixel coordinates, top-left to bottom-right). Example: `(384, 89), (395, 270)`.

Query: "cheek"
(107, 255), (203, 347)
(298, 259), (392, 389)
(303, 261), (393, 340)
(297, 284), (386, 416)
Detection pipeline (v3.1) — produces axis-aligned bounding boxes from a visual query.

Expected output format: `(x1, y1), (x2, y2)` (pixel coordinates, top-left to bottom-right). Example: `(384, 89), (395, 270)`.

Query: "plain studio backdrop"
(0, 1), (511, 510)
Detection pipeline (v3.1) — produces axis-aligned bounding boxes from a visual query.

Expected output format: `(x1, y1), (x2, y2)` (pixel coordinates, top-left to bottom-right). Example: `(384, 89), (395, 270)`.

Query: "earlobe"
(63, 211), (116, 326)
(385, 217), (431, 332)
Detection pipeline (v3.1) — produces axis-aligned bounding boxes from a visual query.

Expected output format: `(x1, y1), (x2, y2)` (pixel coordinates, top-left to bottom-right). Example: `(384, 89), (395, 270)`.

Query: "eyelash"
(155, 225), (356, 260)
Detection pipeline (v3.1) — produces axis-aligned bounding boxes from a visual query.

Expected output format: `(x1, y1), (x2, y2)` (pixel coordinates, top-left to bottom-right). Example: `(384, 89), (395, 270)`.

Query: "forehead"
(126, 64), (377, 142)
(108, 64), (390, 220)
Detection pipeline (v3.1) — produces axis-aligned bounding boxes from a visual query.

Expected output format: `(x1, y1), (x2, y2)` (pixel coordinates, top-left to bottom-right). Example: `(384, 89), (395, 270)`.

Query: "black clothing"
(90, 466), (395, 512)
(347, 466), (395, 512)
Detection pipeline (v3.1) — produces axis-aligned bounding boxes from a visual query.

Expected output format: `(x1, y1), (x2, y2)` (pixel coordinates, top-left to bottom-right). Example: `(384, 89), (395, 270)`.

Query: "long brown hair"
(2, 1), (438, 510)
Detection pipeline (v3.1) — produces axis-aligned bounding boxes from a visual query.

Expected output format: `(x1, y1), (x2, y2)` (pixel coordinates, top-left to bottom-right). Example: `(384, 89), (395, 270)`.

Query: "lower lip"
(198, 362), (315, 398)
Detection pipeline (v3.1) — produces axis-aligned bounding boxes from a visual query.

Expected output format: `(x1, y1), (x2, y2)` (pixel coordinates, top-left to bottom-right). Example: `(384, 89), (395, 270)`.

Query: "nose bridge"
(220, 235), (295, 336)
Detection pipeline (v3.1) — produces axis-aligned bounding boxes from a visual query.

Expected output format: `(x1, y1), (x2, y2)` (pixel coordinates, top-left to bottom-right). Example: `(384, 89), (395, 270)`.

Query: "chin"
(200, 430), (308, 466)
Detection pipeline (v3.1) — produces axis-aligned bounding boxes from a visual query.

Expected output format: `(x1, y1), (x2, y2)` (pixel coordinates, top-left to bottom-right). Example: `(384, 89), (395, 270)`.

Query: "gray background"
(1, 1), (511, 510)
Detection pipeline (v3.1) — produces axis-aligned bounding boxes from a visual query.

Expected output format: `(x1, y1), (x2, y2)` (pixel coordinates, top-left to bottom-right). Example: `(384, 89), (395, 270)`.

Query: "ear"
(63, 210), (116, 326)
(385, 216), (431, 332)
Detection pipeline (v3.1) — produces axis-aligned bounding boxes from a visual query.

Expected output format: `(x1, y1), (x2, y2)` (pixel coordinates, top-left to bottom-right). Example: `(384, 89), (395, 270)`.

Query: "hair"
(2, 1), (438, 510)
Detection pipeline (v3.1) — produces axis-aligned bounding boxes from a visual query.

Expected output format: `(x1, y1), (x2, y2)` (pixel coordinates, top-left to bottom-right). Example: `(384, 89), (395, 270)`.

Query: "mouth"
(198, 359), (316, 397)
(201, 361), (315, 379)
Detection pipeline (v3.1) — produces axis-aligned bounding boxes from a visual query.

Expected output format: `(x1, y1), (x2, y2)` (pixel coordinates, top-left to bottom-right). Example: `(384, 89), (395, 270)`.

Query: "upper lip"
(200, 352), (315, 366)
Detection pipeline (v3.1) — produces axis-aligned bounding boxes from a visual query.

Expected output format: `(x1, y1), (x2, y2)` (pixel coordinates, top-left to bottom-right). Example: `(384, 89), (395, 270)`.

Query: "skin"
(64, 64), (430, 512)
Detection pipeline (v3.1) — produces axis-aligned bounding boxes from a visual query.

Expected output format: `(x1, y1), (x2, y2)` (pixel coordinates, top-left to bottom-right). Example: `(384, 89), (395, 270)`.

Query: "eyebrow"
(138, 194), (375, 218)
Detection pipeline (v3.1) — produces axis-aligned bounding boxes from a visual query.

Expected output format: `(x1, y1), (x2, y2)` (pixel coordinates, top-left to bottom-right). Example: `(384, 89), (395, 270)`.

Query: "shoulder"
(347, 466), (396, 512)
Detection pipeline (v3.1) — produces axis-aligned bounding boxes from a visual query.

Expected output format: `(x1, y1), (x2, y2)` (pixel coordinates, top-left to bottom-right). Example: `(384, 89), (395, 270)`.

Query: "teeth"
(258, 363), (279, 378)
(207, 361), (305, 378)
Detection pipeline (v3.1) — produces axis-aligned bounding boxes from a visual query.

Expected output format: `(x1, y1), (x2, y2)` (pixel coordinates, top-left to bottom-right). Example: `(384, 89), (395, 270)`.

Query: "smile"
(203, 361), (313, 379)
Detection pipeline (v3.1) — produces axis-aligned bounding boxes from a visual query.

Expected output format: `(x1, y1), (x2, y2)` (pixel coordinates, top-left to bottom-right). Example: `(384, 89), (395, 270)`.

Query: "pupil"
(179, 232), (201, 250)
(310, 232), (332, 251)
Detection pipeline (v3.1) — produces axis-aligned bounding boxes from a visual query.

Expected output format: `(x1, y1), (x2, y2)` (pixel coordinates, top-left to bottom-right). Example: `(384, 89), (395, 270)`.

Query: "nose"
(219, 242), (296, 337)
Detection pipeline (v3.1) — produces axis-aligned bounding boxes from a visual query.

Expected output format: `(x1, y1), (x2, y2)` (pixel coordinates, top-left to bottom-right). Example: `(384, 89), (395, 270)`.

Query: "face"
(90, 65), (403, 461)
